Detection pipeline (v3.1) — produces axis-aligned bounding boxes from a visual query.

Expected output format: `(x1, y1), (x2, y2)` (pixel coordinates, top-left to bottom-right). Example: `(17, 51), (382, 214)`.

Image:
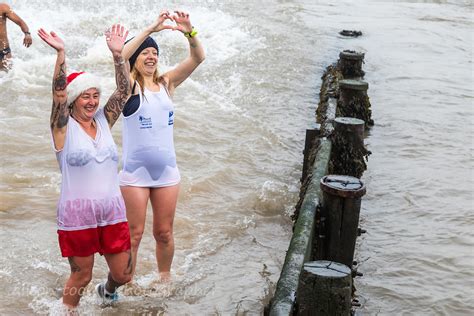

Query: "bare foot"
(159, 272), (171, 283)
(62, 304), (79, 316)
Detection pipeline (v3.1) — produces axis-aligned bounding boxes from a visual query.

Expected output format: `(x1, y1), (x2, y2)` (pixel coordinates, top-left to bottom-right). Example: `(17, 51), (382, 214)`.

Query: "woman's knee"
(129, 227), (144, 246)
(153, 229), (173, 245)
(70, 269), (93, 287)
(67, 258), (93, 286)
(110, 271), (132, 285)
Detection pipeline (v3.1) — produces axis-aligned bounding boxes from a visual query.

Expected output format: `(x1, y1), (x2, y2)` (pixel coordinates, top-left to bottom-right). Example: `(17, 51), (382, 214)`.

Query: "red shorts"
(58, 222), (131, 257)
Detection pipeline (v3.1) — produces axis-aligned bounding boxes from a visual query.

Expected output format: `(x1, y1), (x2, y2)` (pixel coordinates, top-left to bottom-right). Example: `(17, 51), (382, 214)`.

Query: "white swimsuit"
(119, 83), (181, 187)
(55, 108), (127, 231)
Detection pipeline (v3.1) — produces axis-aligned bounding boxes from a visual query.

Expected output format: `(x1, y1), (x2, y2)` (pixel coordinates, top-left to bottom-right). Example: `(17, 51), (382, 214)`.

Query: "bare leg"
(150, 184), (180, 280)
(103, 250), (133, 293)
(62, 255), (94, 307)
(121, 186), (150, 278)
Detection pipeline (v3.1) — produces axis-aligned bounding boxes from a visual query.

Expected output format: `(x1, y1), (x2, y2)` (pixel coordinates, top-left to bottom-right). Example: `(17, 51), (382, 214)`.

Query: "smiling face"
(72, 88), (100, 121)
(135, 47), (159, 76)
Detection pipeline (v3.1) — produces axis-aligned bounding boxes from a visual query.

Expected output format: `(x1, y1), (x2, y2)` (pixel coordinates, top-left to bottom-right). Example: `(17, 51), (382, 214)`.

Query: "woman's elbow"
(125, 80), (132, 95)
(121, 75), (132, 96)
(54, 90), (67, 100)
(196, 53), (205, 64)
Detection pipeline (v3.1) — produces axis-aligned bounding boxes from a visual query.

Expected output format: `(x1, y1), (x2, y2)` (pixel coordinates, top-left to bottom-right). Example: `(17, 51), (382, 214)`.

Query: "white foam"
(236, 215), (256, 229)
(3, 2), (265, 122)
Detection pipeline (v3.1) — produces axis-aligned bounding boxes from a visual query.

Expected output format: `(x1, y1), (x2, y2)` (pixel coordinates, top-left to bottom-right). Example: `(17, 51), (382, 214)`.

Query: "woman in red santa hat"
(38, 24), (132, 312)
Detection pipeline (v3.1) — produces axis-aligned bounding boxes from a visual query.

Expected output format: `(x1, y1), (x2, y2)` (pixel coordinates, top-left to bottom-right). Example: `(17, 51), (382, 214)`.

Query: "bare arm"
(122, 30), (149, 62)
(164, 34), (205, 94)
(4, 4), (32, 47)
(163, 11), (205, 95)
(103, 24), (131, 128)
(122, 10), (174, 61)
(38, 28), (68, 150)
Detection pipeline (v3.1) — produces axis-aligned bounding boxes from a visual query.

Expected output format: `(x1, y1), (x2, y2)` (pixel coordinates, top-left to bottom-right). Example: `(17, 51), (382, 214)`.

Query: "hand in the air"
(147, 10), (175, 33)
(105, 23), (129, 54)
(171, 10), (193, 34)
(37, 28), (64, 52)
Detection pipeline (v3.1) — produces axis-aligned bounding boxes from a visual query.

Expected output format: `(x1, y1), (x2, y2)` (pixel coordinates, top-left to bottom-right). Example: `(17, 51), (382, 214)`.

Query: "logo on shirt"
(139, 116), (152, 129)
(168, 111), (174, 125)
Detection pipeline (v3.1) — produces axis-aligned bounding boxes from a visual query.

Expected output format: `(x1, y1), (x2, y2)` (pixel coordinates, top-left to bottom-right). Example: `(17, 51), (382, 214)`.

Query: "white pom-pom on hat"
(66, 71), (102, 105)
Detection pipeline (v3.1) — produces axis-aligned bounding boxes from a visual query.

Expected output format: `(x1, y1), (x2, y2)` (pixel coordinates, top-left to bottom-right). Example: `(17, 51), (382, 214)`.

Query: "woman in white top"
(38, 24), (132, 311)
(120, 10), (205, 281)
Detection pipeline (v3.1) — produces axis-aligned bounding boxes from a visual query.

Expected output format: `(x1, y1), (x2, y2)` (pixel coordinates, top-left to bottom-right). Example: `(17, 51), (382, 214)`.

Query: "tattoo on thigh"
(68, 257), (81, 273)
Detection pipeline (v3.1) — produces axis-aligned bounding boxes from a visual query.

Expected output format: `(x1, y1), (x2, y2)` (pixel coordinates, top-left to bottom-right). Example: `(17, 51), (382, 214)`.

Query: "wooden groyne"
(267, 46), (372, 315)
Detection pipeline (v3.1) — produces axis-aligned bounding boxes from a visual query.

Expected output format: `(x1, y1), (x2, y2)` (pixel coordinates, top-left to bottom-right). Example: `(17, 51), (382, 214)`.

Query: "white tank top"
(55, 108), (127, 231)
(119, 83), (180, 187)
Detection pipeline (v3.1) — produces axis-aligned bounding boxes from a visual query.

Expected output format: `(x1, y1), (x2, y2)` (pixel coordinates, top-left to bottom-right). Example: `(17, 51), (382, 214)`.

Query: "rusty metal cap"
(320, 175), (366, 198)
(339, 50), (365, 60)
(339, 79), (369, 91)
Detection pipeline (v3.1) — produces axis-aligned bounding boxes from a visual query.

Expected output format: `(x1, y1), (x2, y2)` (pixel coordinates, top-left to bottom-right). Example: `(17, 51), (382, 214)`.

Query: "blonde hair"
(130, 67), (167, 96)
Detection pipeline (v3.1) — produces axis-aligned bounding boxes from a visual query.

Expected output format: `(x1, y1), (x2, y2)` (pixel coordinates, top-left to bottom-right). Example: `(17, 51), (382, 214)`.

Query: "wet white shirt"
(119, 84), (180, 187)
(55, 108), (127, 231)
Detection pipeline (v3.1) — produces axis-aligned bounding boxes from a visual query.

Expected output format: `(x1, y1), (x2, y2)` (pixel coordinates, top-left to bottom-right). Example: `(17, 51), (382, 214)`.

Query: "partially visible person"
(38, 24), (131, 313)
(0, 2), (32, 71)
(120, 10), (205, 282)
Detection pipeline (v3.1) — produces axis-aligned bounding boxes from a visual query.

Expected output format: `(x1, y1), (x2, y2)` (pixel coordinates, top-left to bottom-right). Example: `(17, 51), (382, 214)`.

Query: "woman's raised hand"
(171, 11), (193, 34)
(147, 10), (174, 33)
(105, 24), (129, 55)
(37, 28), (65, 52)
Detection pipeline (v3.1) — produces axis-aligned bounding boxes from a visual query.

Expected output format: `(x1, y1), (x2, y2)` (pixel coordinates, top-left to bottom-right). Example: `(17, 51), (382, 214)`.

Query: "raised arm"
(38, 28), (68, 151)
(122, 10), (174, 62)
(4, 4), (32, 47)
(163, 11), (205, 95)
(103, 24), (131, 128)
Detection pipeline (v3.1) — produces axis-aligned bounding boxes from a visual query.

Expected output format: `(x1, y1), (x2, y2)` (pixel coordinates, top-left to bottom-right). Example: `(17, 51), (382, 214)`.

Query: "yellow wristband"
(184, 28), (198, 38)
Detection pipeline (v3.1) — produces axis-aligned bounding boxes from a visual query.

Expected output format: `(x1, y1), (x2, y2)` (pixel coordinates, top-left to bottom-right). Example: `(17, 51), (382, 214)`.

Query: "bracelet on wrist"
(184, 27), (198, 38)
(24, 31), (31, 35)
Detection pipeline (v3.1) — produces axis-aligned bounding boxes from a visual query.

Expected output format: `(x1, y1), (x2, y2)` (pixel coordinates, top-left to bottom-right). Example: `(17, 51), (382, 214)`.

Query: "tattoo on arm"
(50, 100), (69, 130)
(50, 62), (69, 130)
(54, 62), (67, 92)
(104, 56), (130, 127)
(68, 257), (81, 273)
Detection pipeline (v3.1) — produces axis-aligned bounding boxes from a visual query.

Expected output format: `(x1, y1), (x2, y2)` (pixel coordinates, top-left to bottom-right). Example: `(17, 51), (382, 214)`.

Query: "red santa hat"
(66, 71), (102, 105)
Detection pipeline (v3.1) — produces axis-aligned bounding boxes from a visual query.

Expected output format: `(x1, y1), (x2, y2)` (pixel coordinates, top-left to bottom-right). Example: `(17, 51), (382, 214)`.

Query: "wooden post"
(328, 117), (368, 178)
(337, 79), (373, 127)
(334, 117), (365, 139)
(318, 175), (366, 267)
(338, 50), (365, 78)
(339, 79), (368, 106)
(296, 260), (352, 315)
